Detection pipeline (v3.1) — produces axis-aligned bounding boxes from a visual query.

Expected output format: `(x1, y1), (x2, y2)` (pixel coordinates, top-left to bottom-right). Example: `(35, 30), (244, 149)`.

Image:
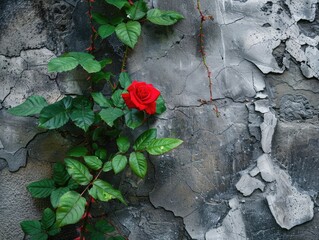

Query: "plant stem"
(121, 45), (129, 72)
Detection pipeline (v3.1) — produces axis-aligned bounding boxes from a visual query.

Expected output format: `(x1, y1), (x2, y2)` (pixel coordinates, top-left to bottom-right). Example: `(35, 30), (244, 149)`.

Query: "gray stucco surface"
(1, 0), (319, 239)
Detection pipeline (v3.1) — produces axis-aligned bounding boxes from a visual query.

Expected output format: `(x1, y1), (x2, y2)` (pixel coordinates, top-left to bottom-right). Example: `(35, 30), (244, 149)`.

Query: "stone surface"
(260, 111), (277, 154)
(235, 173), (265, 196)
(256, 154), (276, 182)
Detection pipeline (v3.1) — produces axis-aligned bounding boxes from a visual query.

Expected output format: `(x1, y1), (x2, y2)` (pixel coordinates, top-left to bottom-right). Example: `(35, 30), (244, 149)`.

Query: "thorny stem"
(87, 0), (96, 53)
(196, 0), (220, 116)
(121, 45), (129, 72)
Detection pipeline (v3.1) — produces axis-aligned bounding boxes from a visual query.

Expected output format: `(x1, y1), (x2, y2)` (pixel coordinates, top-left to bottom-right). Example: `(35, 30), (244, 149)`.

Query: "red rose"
(122, 81), (160, 115)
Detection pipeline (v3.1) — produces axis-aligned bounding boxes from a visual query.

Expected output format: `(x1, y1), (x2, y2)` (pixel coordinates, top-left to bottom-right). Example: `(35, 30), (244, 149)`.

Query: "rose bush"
(122, 81), (160, 114)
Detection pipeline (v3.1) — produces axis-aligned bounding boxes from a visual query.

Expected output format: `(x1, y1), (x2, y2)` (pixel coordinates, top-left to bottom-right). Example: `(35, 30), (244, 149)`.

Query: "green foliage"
(8, 95), (48, 116)
(111, 155), (127, 174)
(14, 1), (184, 239)
(65, 158), (93, 185)
(89, 179), (126, 204)
(27, 179), (55, 198)
(147, 9), (184, 26)
(56, 191), (86, 227)
(129, 152), (147, 178)
(115, 21), (141, 48)
(146, 138), (183, 155)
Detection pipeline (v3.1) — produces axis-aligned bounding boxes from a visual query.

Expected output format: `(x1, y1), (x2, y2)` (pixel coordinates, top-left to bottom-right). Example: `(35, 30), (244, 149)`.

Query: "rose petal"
(145, 101), (157, 115)
(122, 93), (136, 108)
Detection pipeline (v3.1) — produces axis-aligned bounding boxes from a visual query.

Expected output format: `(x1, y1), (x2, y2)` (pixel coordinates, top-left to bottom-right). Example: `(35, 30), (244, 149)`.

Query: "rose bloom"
(122, 81), (160, 114)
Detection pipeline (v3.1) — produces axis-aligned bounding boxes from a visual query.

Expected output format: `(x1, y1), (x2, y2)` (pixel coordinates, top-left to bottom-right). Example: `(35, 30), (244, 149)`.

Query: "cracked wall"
(1, 0), (319, 239)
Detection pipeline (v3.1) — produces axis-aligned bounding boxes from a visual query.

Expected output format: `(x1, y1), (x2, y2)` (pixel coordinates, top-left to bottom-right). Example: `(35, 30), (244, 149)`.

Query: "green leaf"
(8, 95), (48, 116)
(105, 0), (128, 9)
(99, 108), (124, 127)
(102, 161), (113, 172)
(95, 220), (115, 233)
(67, 146), (88, 157)
(30, 233), (48, 240)
(109, 17), (124, 25)
(129, 152), (147, 178)
(111, 155), (127, 174)
(147, 9), (184, 26)
(67, 178), (80, 190)
(53, 162), (70, 186)
(41, 208), (55, 230)
(91, 71), (113, 83)
(92, 12), (109, 25)
(50, 187), (70, 209)
(116, 136), (130, 153)
(20, 220), (42, 235)
(84, 156), (103, 170)
(111, 89), (125, 108)
(115, 21), (141, 48)
(100, 58), (113, 68)
(39, 97), (72, 129)
(27, 179), (55, 198)
(146, 138), (183, 155)
(133, 128), (157, 151)
(70, 101), (95, 132)
(89, 179), (126, 204)
(56, 191), (86, 227)
(48, 57), (78, 73)
(95, 148), (107, 161)
(80, 58), (102, 73)
(119, 72), (131, 89)
(98, 24), (115, 39)
(47, 225), (61, 236)
(126, 0), (148, 20)
(92, 92), (112, 108)
(66, 52), (94, 61)
(125, 109), (144, 129)
(156, 95), (166, 114)
(64, 158), (93, 185)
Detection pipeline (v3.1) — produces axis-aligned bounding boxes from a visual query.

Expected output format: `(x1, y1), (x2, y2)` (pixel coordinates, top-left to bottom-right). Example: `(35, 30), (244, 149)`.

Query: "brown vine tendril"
(196, 0), (220, 116)
(121, 45), (129, 72)
(86, 0), (96, 53)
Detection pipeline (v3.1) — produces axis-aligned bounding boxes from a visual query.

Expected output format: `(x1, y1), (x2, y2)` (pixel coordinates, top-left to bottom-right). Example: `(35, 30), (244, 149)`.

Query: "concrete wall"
(1, 0), (319, 239)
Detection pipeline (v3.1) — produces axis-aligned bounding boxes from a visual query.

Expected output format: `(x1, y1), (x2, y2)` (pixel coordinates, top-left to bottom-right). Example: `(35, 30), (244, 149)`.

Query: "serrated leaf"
(95, 220), (115, 233)
(91, 92), (112, 108)
(47, 225), (61, 236)
(133, 128), (157, 151)
(108, 237), (126, 240)
(66, 52), (94, 61)
(84, 156), (103, 170)
(41, 208), (55, 230)
(146, 138), (183, 155)
(111, 89), (125, 108)
(111, 155), (127, 174)
(8, 95), (48, 116)
(20, 220), (42, 235)
(147, 9), (184, 26)
(48, 57), (78, 73)
(129, 152), (147, 178)
(99, 108), (124, 127)
(105, 0), (128, 9)
(67, 178), (80, 190)
(102, 161), (113, 172)
(116, 136), (130, 153)
(80, 59), (102, 73)
(125, 109), (144, 129)
(56, 191), (86, 227)
(126, 0), (148, 20)
(27, 179), (55, 198)
(119, 72), (131, 89)
(98, 24), (115, 39)
(64, 158), (93, 185)
(115, 21), (141, 48)
(156, 95), (166, 114)
(50, 187), (70, 209)
(39, 97), (72, 129)
(88, 179), (126, 204)
(53, 162), (70, 186)
(91, 71), (113, 83)
(70, 106), (95, 132)
(67, 146), (88, 157)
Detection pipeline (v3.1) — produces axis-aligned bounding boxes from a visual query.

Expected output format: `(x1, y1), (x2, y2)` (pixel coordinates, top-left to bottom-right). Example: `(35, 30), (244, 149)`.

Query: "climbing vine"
(8, 1), (184, 239)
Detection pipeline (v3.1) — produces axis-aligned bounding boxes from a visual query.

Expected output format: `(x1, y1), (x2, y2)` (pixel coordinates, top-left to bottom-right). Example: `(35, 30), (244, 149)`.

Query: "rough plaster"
(0, 0), (319, 239)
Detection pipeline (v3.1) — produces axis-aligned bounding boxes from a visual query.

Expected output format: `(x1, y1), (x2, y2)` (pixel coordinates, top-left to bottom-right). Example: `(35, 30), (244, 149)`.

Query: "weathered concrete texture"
(0, 161), (52, 240)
